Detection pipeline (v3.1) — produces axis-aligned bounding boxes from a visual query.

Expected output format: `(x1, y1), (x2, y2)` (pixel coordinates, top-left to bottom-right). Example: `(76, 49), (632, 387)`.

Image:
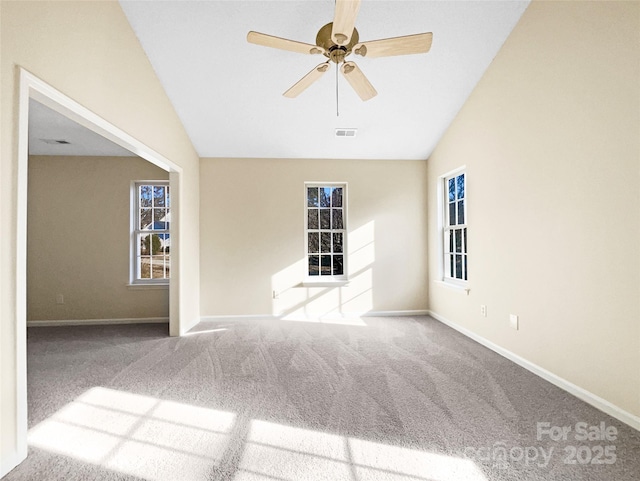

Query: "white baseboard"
(199, 314), (278, 322)
(199, 310), (429, 323)
(27, 317), (169, 327)
(427, 310), (640, 432)
(363, 310), (429, 317)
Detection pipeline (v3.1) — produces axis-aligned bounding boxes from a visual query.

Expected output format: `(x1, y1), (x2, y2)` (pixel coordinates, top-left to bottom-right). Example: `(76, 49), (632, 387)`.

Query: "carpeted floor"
(4, 316), (639, 480)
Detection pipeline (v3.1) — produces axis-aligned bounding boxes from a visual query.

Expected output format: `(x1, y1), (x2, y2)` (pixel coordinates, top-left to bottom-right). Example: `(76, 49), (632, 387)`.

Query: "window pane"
(455, 229), (462, 253)
(140, 257), (151, 279)
(308, 256), (319, 276)
(320, 232), (331, 253)
(449, 255), (454, 278)
(308, 232), (319, 253)
(308, 209), (319, 229)
(332, 188), (343, 207)
(154, 209), (168, 229)
(142, 234), (163, 255)
(153, 186), (166, 207)
(320, 255), (331, 275)
(332, 209), (343, 230)
(165, 186), (170, 207)
(320, 209), (331, 229)
(307, 187), (318, 207)
(140, 209), (152, 230)
(447, 230), (453, 254)
(457, 174), (465, 199)
(464, 255), (468, 281)
(333, 233), (343, 253)
(463, 228), (467, 253)
(448, 178), (455, 202)
(457, 200), (465, 225)
(151, 256), (165, 279)
(333, 255), (344, 275)
(449, 203), (456, 226)
(455, 255), (463, 279)
(139, 234), (150, 256)
(320, 188), (331, 207)
(140, 185), (152, 207)
(158, 233), (170, 254)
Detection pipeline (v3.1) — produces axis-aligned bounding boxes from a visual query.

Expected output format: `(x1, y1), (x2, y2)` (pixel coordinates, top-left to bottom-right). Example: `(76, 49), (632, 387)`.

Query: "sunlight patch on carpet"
(238, 419), (488, 481)
(28, 387), (236, 480)
(28, 387), (487, 481)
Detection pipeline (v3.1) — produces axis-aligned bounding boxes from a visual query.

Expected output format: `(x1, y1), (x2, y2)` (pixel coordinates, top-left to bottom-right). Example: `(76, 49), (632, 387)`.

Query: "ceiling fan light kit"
(247, 0), (433, 102)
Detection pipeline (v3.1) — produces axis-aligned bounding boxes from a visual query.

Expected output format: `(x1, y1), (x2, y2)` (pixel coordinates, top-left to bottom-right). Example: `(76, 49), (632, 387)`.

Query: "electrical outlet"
(480, 305), (487, 317)
(56, 293), (64, 305)
(510, 314), (519, 330)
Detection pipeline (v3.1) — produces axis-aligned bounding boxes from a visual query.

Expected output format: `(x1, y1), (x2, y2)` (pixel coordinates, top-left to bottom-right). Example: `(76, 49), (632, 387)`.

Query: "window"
(443, 170), (467, 282)
(305, 183), (347, 279)
(132, 182), (170, 283)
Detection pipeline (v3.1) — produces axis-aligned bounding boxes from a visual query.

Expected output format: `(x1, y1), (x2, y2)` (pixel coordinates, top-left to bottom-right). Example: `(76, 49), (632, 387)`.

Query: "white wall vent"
(335, 128), (357, 138)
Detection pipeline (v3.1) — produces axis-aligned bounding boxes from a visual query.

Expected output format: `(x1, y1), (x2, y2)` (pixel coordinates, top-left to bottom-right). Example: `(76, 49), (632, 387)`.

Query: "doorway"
(14, 68), (183, 463)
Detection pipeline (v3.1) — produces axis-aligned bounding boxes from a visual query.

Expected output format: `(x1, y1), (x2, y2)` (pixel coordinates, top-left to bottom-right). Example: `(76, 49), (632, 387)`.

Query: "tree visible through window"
(134, 182), (170, 281)
(306, 184), (346, 278)
(444, 172), (467, 281)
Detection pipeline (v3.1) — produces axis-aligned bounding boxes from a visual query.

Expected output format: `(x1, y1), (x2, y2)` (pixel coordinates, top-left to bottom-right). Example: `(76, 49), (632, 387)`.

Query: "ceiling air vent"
(40, 138), (71, 145)
(335, 128), (357, 138)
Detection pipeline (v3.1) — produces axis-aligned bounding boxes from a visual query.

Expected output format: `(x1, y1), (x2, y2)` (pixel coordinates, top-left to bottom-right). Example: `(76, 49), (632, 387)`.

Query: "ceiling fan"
(247, 0), (433, 101)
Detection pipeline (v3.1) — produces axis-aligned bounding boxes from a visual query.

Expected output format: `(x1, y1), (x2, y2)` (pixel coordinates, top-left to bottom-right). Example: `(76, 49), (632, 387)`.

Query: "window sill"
(301, 280), (350, 288)
(434, 280), (470, 294)
(126, 283), (169, 290)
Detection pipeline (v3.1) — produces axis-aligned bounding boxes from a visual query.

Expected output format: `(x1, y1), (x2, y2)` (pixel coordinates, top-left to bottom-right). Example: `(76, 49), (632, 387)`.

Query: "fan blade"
(340, 61), (377, 101)
(247, 31), (325, 55)
(353, 32), (433, 58)
(283, 63), (331, 98)
(332, 0), (361, 46)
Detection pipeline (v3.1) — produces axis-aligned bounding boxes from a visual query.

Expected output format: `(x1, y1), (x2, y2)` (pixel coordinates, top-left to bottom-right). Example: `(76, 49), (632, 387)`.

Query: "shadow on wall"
(271, 221), (375, 322)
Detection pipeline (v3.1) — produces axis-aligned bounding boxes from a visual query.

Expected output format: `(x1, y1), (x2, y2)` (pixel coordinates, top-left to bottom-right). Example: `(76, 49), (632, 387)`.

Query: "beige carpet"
(4, 316), (639, 480)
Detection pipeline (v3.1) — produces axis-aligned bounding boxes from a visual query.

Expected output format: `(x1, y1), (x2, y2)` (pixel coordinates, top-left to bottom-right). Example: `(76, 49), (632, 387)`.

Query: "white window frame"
(304, 182), (348, 283)
(439, 167), (468, 286)
(130, 181), (170, 285)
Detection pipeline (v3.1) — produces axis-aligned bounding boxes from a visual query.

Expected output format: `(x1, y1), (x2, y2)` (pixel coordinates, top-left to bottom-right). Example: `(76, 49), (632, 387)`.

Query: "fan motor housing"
(316, 22), (359, 63)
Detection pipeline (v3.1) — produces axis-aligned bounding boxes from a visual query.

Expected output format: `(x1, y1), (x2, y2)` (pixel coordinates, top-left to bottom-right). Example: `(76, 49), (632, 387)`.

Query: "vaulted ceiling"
(119, 0), (530, 160)
(29, 1), (530, 160)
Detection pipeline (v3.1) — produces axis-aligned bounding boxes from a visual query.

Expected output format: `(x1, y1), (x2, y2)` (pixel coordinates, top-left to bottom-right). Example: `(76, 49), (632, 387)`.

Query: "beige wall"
(200, 158), (428, 318)
(28, 156), (169, 322)
(427, 1), (639, 418)
(1, 1), (200, 473)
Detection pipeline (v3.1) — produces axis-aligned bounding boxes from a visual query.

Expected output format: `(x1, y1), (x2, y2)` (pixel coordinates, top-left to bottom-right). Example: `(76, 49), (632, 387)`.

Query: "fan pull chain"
(336, 61), (340, 117)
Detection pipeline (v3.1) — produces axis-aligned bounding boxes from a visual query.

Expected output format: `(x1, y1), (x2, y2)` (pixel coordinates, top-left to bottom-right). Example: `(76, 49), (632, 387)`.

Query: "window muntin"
(444, 172), (467, 282)
(305, 184), (346, 279)
(134, 182), (170, 282)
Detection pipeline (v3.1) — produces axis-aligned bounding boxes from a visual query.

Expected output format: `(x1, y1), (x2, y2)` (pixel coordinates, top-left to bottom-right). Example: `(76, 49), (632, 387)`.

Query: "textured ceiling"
(29, 99), (133, 157)
(119, 0), (530, 160)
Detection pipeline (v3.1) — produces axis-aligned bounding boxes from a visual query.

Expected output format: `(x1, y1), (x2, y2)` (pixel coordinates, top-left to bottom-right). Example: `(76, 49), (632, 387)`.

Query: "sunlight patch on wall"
(270, 221), (375, 321)
(348, 221), (375, 275)
(28, 387), (235, 480)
